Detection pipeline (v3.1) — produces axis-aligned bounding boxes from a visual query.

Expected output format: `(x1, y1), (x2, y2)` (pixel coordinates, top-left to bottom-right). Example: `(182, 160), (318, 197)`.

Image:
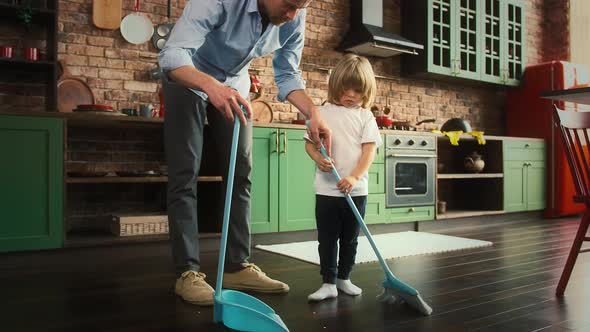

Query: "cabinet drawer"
(368, 164), (385, 194)
(503, 140), (545, 161)
(388, 206), (435, 223)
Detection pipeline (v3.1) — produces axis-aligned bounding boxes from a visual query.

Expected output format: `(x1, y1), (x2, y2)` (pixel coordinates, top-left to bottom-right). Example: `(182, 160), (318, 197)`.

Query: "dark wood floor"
(2, 216), (590, 332)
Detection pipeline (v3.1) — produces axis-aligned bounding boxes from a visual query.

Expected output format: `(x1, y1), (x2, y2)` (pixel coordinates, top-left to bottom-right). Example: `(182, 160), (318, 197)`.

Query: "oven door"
(385, 152), (435, 207)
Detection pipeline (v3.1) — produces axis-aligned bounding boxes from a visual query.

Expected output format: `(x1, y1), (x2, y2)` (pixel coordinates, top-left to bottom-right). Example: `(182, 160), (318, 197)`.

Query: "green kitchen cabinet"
(480, 0), (525, 85)
(402, 0), (524, 85)
(0, 115), (64, 252)
(503, 140), (546, 212)
(251, 127), (316, 233)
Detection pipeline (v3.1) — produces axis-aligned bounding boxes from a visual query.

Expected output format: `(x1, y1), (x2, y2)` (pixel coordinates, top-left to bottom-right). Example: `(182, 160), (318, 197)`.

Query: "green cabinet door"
(455, 0), (481, 80)
(501, 0), (525, 86)
(365, 194), (388, 224)
(278, 129), (316, 232)
(251, 128), (280, 233)
(503, 140), (546, 212)
(504, 160), (527, 212)
(526, 161), (546, 211)
(0, 116), (64, 252)
(428, 0), (455, 76)
(481, 0), (525, 85)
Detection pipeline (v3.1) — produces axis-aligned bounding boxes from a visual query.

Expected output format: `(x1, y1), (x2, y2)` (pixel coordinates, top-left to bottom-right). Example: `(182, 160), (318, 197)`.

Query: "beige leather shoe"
(223, 263), (289, 293)
(174, 271), (214, 306)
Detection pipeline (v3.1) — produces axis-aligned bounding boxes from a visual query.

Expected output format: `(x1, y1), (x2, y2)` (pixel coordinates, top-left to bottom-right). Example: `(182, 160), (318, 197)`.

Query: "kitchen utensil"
(441, 118), (472, 132)
(251, 100), (273, 124)
(57, 61), (95, 112)
(93, 0), (122, 30)
(214, 107), (289, 332)
(437, 200), (447, 214)
(464, 151), (485, 173)
(375, 115), (392, 128)
(121, 0), (153, 45)
(24, 47), (39, 61)
(390, 118), (436, 131)
(140, 104), (154, 118)
(77, 104), (114, 111)
(291, 119), (306, 125)
(151, 0), (174, 50)
(0, 46), (14, 58)
(308, 121), (433, 316)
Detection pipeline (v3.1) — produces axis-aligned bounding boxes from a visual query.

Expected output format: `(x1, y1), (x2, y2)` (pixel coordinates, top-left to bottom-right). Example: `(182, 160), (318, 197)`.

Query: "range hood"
(339, 0), (423, 57)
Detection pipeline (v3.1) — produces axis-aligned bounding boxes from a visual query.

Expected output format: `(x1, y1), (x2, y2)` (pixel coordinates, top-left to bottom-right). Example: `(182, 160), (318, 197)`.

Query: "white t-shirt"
(304, 103), (382, 197)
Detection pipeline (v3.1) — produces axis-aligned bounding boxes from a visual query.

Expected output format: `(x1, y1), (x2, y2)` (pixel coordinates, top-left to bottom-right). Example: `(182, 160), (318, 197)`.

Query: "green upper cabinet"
(251, 127), (316, 233)
(0, 116), (64, 252)
(480, 0), (525, 85)
(403, 0), (525, 85)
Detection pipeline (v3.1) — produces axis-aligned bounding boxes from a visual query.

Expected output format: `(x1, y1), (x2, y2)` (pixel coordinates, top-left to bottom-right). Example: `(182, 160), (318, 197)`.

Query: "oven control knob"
(394, 139), (402, 145)
(408, 139), (415, 146)
(421, 140), (428, 146)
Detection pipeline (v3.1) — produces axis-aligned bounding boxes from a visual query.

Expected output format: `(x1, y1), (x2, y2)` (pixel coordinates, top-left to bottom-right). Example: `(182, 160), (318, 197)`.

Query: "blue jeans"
(315, 195), (366, 284)
(163, 79), (252, 275)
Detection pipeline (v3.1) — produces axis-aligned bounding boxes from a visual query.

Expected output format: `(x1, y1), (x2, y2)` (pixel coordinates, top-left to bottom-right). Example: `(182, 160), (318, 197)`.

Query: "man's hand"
(203, 80), (251, 125)
(308, 109), (332, 156)
(337, 175), (359, 195)
(168, 66), (251, 125)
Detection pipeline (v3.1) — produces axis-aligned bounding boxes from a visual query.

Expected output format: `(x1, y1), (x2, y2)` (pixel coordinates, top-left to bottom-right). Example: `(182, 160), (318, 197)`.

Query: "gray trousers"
(162, 79), (252, 275)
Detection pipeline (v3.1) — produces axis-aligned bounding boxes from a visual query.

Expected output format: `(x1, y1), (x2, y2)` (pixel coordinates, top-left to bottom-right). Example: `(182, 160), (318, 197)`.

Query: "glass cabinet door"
(503, 0), (525, 86)
(481, 0), (502, 83)
(455, 0), (480, 79)
(428, 0), (454, 75)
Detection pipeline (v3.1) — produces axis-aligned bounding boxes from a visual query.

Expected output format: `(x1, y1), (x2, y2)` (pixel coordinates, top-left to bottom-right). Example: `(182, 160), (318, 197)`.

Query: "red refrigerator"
(506, 61), (589, 217)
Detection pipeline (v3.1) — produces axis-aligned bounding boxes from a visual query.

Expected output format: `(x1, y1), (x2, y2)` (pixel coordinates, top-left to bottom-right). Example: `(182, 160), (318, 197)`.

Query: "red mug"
(0, 46), (14, 58)
(24, 47), (39, 61)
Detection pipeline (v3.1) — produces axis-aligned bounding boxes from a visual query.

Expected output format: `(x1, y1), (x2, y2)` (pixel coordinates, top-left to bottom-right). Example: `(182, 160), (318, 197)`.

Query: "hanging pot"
(120, 0), (154, 45)
(151, 0), (174, 50)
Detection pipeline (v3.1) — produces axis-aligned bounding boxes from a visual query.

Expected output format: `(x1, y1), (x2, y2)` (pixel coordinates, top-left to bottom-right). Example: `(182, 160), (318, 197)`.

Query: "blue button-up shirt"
(158, 0), (306, 102)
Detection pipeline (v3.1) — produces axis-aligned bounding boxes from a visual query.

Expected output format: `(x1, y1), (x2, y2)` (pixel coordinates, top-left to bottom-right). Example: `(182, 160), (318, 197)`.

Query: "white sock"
(308, 283), (338, 302)
(336, 278), (362, 296)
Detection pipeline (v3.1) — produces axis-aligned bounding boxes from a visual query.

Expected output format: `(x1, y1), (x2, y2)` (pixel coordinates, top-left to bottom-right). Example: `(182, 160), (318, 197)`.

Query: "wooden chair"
(553, 105), (590, 296)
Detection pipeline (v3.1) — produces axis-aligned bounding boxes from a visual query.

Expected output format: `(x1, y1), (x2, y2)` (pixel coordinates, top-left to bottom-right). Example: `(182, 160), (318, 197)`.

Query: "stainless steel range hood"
(339, 0), (423, 57)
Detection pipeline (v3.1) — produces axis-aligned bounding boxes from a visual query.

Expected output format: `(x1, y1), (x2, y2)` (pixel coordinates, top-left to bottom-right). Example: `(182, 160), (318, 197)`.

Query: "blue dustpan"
(213, 110), (289, 332)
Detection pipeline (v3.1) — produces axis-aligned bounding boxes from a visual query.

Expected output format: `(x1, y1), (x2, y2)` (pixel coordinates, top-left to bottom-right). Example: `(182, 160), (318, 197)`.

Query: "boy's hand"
(315, 156), (334, 173)
(338, 176), (359, 195)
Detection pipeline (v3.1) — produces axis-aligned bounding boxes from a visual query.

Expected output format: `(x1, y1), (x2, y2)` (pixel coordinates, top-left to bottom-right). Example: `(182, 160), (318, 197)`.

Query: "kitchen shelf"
(65, 176), (223, 183)
(437, 173), (504, 179)
(436, 209), (506, 220)
(64, 231), (221, 247)
(0, 59), (55, 70)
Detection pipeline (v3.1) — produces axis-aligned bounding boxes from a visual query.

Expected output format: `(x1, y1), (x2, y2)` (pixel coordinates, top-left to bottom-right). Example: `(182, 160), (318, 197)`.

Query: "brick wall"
(50, 0), (567, 134)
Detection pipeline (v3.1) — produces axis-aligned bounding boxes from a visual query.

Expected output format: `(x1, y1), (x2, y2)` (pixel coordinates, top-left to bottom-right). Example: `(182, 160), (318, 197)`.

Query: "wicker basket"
(111, 214), (169, 237)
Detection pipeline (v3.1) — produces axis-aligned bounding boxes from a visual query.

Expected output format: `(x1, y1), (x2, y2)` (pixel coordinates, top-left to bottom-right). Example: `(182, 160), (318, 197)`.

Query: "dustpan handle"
(215, 111), (242, 298)
(312, 128), (418, 296)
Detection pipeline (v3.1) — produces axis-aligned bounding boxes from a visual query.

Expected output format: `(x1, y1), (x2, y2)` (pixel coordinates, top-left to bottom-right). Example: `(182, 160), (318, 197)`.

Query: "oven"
(385, 134), (436, 207)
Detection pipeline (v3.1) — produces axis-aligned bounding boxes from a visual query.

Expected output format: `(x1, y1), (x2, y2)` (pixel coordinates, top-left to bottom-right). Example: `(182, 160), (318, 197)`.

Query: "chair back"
(553, 105), (590, 202)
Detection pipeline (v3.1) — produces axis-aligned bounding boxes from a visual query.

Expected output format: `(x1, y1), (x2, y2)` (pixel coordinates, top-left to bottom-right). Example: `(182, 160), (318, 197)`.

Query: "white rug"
(255, 231), (492, 265)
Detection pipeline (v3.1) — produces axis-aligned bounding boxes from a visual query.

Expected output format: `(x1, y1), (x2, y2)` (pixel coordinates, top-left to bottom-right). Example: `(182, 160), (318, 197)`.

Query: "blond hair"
(327, 54), (376, 109)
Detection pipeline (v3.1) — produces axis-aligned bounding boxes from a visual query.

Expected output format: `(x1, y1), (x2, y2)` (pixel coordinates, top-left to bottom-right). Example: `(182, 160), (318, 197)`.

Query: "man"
(158, 0), (332, 306)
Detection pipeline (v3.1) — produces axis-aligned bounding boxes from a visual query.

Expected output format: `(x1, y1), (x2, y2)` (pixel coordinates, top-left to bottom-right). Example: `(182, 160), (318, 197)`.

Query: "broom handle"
(215, 114), (241, 297)
(316, 142), (418, 296)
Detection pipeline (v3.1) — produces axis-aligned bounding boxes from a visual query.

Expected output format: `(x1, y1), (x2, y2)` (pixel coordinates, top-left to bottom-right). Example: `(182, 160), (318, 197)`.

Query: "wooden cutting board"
(93, 0), (122, 30)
